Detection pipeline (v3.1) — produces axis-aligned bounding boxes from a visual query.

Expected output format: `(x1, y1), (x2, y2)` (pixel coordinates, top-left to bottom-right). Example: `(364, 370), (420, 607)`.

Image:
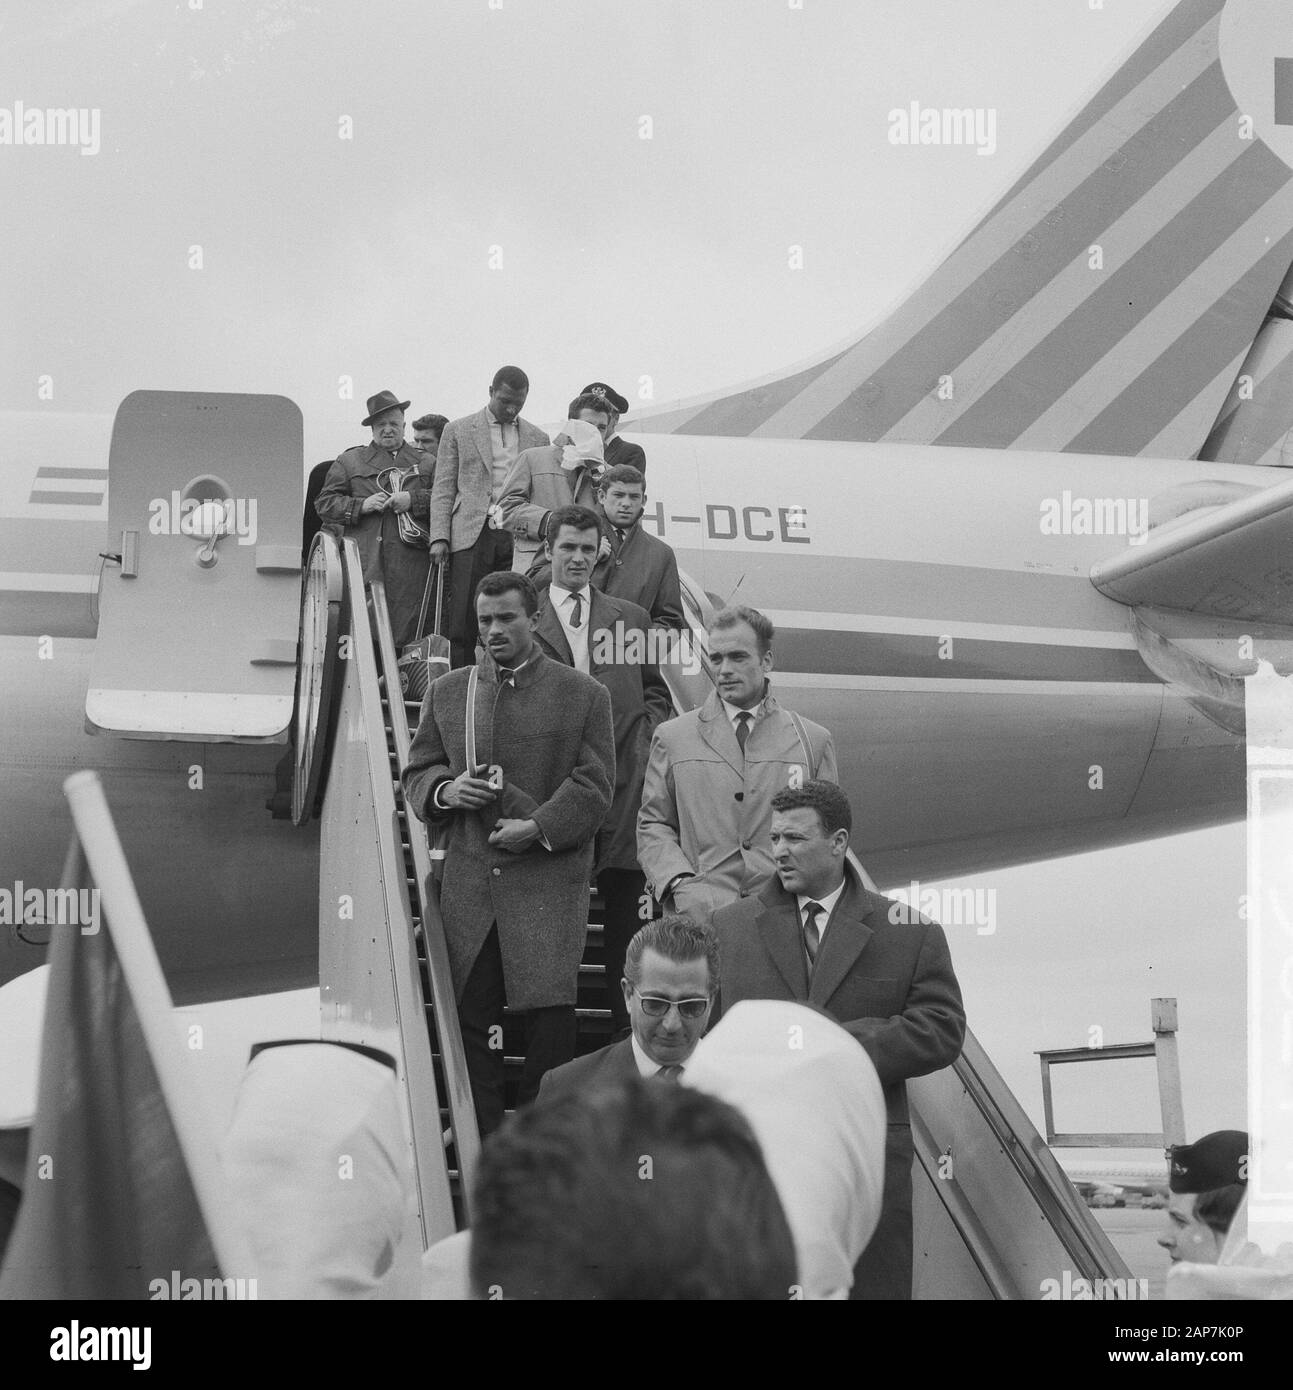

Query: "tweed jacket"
(427, 407), (549, 553)
(402, 650), (614, 1009)
(637, 688), (837, 919)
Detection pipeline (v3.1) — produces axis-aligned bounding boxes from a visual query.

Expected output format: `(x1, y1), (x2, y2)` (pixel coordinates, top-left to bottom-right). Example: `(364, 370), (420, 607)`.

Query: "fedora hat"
(362, 390), (411, 427)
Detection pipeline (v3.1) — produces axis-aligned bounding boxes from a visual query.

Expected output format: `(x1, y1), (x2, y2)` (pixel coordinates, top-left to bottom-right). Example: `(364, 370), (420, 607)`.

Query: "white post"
(1244, 662), (1293, 1254)
(62, 769), (257, 1285)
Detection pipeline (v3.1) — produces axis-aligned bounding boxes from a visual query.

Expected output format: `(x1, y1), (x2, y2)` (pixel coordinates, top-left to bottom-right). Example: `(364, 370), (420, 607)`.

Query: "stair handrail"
(369, 577), (482, 1219)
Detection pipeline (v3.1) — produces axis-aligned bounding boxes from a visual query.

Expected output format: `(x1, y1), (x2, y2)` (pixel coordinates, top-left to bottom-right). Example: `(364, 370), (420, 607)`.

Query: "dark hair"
(411, 413), (448, 435)
(546, 505), (602, 545)
(475, 570), (539, 616)
(710, 604), (774, 656)
(469, 1077), (797, 1299)
(770, 780), (852, 837)
(599, 464), (645, 492)
(491, 366), (530, 394)
(624, 914), (719, 992)
(1194, 1184), (1245, 1240)
(568, 391), (613, 420)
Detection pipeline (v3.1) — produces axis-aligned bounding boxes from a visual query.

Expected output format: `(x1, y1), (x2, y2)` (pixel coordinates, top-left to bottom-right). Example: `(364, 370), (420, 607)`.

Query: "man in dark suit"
(532, 505), (673, 1032)
(427, 367), (550, 667)
(402, 570), (614, 1136)
(538, 915), (718, 1103)
(711, 780), (966, 1301)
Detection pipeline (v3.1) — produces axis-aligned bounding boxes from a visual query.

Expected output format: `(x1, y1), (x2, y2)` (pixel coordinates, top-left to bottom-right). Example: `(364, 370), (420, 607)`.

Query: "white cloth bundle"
(682, 999), (886, 1299)
(220, 1042), (420, 1299)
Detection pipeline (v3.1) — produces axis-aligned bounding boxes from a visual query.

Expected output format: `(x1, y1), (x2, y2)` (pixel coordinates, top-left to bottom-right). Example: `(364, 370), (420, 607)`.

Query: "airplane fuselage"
(1, 414), (1276, 993)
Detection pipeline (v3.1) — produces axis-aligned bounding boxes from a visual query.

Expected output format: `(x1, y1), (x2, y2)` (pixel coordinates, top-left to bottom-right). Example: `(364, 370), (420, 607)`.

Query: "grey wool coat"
(402, 649), (615, 1010)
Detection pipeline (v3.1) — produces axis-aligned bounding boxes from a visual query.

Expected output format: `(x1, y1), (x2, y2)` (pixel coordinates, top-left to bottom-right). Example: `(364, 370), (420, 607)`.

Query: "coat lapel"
(754, 884), (810, 998)
(697, 693), (744, 778)
(807, 876), (875, 1008)
(533, 600), (574, 666)
(474, 408), (494, 480)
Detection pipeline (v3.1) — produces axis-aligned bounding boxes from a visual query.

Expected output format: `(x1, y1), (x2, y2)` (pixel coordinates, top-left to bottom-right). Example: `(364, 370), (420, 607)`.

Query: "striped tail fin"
(635, 0), (1293, 458)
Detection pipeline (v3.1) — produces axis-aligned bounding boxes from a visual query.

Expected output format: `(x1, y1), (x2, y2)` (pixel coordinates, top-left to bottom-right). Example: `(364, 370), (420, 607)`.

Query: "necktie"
(735, 710), (752, 754)
(570, 591), (583, 629)
(802, 901), (823, 973)
(656, 1064), (682, 1082)
(614, 527), (626, 546)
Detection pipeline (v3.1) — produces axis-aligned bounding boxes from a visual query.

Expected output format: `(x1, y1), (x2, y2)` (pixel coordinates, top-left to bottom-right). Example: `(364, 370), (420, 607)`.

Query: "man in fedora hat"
(582, 381), (646, 476)
(315, 389), (435, 647)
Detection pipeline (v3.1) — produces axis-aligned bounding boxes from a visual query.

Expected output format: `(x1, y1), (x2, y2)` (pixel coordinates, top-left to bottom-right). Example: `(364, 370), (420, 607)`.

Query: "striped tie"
(802, 901), (823, 974)
(656, 1064), (682, 1082)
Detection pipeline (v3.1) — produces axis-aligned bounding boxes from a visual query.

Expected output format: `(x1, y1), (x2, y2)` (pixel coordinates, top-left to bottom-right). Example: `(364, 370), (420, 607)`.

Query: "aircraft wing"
(1091, 472), (1293, 626)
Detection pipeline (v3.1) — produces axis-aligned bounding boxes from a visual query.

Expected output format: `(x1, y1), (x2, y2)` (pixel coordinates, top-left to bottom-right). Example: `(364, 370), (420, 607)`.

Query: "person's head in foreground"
(468, 1075), (796, 1299)
(1159, 1129), (1248, 1266)
(682, 999), (886, 1298)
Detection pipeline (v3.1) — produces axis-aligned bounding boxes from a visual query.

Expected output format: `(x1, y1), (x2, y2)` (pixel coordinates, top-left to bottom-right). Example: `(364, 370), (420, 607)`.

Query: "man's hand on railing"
(488, 818), (541, 852)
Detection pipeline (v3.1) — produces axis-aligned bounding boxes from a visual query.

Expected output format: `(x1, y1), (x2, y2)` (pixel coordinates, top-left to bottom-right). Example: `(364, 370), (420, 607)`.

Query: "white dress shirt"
(720, 693), (768, 738)
(550, 583), (592, 673)
(630, 1033), (688, 1080)
(796, 878), (847, 960)
(487, 411), (519, 500)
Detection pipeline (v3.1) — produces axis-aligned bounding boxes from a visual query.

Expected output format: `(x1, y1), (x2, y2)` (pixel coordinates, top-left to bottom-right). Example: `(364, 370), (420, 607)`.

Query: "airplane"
(2, 0), (1292, 1295)
(1057, 1158), (1171, 1207)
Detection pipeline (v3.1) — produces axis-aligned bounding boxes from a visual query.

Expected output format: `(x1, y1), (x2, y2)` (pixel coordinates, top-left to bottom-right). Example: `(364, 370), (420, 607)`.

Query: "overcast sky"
(2, 0), (1249, 1149)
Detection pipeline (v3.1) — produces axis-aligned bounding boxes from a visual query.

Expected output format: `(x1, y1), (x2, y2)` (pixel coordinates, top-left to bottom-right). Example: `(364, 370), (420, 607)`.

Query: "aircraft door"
(88, 391), (303, 740)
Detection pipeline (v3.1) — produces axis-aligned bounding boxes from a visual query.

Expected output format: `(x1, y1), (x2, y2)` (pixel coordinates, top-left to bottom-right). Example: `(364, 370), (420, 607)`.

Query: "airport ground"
(1093, 1207), (1166, 1300)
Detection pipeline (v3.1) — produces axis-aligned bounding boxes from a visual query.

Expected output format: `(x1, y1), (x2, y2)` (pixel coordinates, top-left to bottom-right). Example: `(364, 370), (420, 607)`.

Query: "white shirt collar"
(720, 694), (766, 728)
(629, 1032), (689, 1079)
(550, 582), (591, 604)
(796, 877), (848, 924)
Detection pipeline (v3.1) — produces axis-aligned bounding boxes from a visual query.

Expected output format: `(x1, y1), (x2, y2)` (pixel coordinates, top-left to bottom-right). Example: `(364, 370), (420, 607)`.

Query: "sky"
(1, 0), (1251, 1149)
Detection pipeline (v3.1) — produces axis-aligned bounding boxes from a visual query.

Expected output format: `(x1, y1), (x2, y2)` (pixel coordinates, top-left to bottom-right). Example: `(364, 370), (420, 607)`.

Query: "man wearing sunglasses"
(537, 916), (718, 1102)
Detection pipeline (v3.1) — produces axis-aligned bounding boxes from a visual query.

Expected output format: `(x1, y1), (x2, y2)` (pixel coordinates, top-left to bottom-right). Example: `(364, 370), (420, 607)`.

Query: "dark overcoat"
(402, 650), (614, 1010)
(533, 588), (673, 873)
(314, 441), (435, 647)
(528, 516), (685, 631)
(711, 865), (966, 1300)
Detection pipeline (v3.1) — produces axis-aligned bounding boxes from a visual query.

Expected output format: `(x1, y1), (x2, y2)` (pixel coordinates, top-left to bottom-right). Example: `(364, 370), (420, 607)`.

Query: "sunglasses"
(631, 987), (711, 1021)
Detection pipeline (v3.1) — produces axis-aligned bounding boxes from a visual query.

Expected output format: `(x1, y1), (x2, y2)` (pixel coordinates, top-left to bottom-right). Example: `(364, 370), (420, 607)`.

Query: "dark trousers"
(458, 924), (576, 1137)
(596, 867), (649, 1034)
(850, 1123), (914, 1299)
(448, 527), (514, 669)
